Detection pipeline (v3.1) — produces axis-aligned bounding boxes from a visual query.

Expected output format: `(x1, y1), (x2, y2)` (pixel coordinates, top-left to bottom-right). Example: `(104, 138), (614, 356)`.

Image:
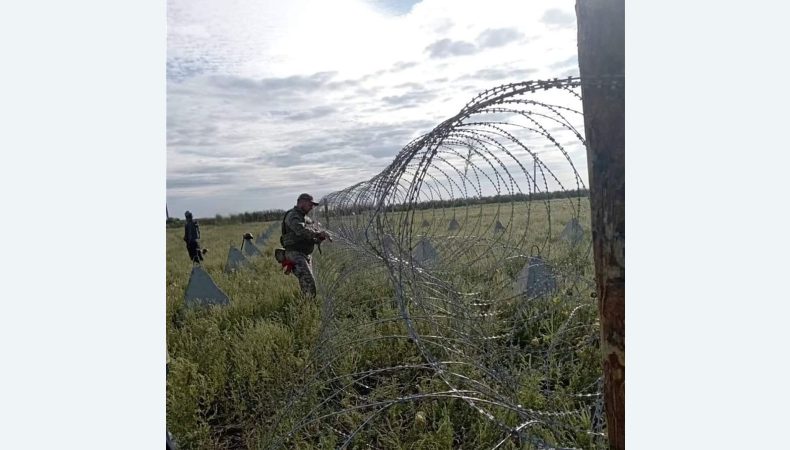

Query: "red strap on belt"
(281, 259), (295, 275)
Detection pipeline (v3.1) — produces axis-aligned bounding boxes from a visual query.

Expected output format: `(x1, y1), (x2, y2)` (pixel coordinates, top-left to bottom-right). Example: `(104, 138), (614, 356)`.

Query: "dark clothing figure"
(281, 204), (323, 297)
(186, 240), (202, 263)
(184, 218), (203, 263)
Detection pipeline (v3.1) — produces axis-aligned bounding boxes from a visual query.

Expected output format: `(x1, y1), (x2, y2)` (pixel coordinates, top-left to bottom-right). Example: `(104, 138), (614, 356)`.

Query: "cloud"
(208, 71), (337, 95)
(394, 81), (424, 90)
(558, 68), (579, 78)
(477, 28), (525, 49)
(390, 61), (418, 72)
(167, 170), (238, 189)
(173, 147), (225, 157)
(382, 90), (439, 108)
(326, 78), (364, 90)
(285, 106), (338, 121)
(167, 0), (585, 214)
(262, 72), (336, 91)
(167, 123), (220, 147)
(432, 18), (454, 34)
(458, 67), (538, 81)
(550, 55), (578, 70)
(425, 38), (477, 58)
(258, 120), (435, 169)
(541, 8), (576, 28)
(167, 56), (215, 82)
(367, 0), (423, 16)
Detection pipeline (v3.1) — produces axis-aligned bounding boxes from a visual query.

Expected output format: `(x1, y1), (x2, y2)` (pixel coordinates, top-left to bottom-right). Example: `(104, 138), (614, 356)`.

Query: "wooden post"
(575, 1), (625, 449)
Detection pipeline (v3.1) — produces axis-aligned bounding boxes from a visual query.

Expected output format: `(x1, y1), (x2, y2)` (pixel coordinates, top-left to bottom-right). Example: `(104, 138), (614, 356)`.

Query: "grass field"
(167, 198), (604, 449)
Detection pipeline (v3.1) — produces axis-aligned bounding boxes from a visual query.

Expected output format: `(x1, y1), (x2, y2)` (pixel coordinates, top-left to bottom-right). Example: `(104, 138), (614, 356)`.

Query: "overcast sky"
(167, 0), (580, 217)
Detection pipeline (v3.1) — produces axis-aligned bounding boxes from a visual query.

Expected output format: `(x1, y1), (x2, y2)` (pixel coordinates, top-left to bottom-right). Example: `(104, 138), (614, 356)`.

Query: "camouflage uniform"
(280, 206), (322, 297)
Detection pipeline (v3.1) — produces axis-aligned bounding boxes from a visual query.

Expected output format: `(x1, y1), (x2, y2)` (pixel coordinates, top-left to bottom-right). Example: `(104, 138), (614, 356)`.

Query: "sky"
(167, 0), (580, 217)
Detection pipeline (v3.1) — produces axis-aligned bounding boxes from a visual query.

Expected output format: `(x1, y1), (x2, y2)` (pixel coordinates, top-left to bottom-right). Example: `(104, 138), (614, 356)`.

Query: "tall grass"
(167, 202), (604, 449)
(167, 222), (322, 449)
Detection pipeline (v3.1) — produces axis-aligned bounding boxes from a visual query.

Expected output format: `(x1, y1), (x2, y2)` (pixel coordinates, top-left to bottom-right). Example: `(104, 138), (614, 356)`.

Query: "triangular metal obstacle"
(560, 218), (584, 245)
(494, 220), (506, 233)
(256, 232), (268, 245)
(366, 230), (393, 254)
(448, 217), (460, 231)
(412, 237), (438, 266)
(224, 246), (248, 273)
(380, 233), (396, 254)
(184, 265), (230, 308)
(242, 239), (262, 257)
(514, 256), (557, 299)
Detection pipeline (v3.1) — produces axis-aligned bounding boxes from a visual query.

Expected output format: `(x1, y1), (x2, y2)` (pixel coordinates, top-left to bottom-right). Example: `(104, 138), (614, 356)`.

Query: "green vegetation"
(167, 199), (605, 449)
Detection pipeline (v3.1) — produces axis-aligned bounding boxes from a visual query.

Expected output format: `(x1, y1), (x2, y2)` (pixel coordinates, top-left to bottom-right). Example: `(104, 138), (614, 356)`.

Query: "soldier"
(183, 210), (203, 263)
(280, 193), (331, 297)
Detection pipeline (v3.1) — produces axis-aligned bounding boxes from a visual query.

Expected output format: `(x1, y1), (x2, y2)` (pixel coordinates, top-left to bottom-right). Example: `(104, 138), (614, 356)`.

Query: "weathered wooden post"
(575, 1), (625, 449)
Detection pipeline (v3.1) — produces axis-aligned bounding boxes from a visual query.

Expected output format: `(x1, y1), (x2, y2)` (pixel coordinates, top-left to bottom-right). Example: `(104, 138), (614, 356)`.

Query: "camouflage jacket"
(280, 206), (320, 254)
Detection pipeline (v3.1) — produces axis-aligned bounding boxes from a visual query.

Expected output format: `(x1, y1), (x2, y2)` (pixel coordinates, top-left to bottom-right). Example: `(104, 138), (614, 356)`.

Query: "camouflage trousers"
(285, 250), (316, 297)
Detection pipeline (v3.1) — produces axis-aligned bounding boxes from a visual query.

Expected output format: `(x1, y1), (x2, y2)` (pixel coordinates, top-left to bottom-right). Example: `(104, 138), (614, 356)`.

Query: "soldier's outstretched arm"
(286, 212), (319, 240)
